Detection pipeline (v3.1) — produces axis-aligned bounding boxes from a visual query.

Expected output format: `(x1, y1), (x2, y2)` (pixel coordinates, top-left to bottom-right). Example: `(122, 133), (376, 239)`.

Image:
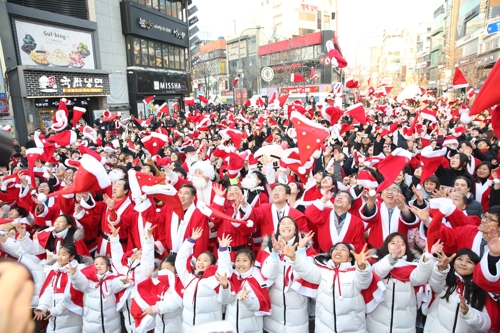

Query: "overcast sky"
(196, 0), (439, 66)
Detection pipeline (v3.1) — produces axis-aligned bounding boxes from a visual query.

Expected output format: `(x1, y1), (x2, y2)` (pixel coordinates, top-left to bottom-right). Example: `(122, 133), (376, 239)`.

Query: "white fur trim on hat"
(191, 160), (215, 180)
(142, 184), (177, 196)
(79, 154), (111, 190)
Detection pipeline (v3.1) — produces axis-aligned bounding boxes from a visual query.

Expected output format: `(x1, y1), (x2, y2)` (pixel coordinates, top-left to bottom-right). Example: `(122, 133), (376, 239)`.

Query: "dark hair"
(192, 251), (216, 276)
(336, 190), (354, 206)
(290, 182), (304, 199)
(452, 153), (469, 170)
(37, 180), (54, 194)
(59, 244), (82, 263)
(328, 242), (355, 265)
(235, 249), (255, 263)
(228, 184), (244, 193)
(423, 175), (441, 189)
(173, 167), (187, 178)
(442, 248), (487, 311)
(10, 206), (28, 218)
(376, 232), (415, 267)
(252, 170), (267, 187)
(180, 183), (196, 196)
(94, 255), (112, 272)
(460, 141), (472, 149)
(268, 216), (299, 252)
(46, 214), (78, 253)
(473, 161), (492, 183)
(453, 176), (472, 191)
(161, 253), (177, 270)
(273, 183), (291, 195)
(487, 205), (500, 225)
(116, 179), (130, 193)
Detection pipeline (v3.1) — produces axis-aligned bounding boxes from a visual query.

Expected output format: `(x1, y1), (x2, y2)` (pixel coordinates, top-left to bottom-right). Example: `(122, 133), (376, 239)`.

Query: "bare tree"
(192, 60), (218, 97)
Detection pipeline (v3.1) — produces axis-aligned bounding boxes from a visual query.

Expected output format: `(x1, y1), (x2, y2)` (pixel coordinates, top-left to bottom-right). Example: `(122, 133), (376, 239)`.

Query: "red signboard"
(282, 85), (319, 94)
(234, 88), (248, 105)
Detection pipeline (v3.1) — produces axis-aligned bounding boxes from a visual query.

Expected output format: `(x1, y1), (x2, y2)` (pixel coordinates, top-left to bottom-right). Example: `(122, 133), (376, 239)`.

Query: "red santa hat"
(357, 170), (378, 191)
(198, 95), (209, 105)
(280, 148), (315, 184)
(452, 66), (469, 89)
(26, 148), (44, 188)
(157, 102), (169, 117)
(127, 169), (165, 199)
(142, 184), (184, 220)
(347, 103), (367, 125)
(219, 128), (243, 150)
(466, 87), (476, 100)
(143, 95), (155, 104)
(71, 107), (86, 128)
(321, 105), (343, 124)
(102, 112), (122, 123)
(451, 126), (466, 137)
(45, 130), (77, 147)
(190, 160), (215, 180)
(38, 154), (111, 201)
(309, 67), (318, 80)
(196, 201), (254, 228)
(419, 146), (447, 184)
(345, 77), (359, 89)
(326, 40), (347, 68)
(420, 107), (437, 123)
(290, 111), (329, 165)
(442, 135), (458, 147)
(277, 94), (289, 108)
(376, 148), (412, 192)
(78, 145), (106, 165)
(51, 99), (69, 132)
(233, 76), (239, 87)
(141, 132), (169, 155)
(77, 125), (97, 143)
(2, 125), (11, 133)
(290, 73), (306, 83)
(225, 152), (245, 178)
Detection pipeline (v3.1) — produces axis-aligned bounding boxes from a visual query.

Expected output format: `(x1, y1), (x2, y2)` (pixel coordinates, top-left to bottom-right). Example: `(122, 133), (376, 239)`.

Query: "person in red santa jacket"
(238, 183), (309, 239)
(360, 183), (420, 249)
(306, 190), (366, 253)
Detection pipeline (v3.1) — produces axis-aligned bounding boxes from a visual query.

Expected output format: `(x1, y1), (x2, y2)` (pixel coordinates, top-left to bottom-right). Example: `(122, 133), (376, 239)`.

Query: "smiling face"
(38, 182), (50, 195)
(449, 192), (467, 210)
(278, 217), (296, 242)
(54, 216), (71, 233)
(330, 243), (353, 265)
(227, 185), (242, 202)
(57, 247), (74, 266)
(271, 185), (289, 205)
(94, 257), (110, 275)
(395, 170), (405, 184)
(387, 235), (406, 259)
(478, 212), (500, 234)
(321, 175), (334, 189)
(334, 192), (352, 212)
(112, 180), (128, 199)
(454, 254), (475, 277)
(178, 187), (195, 208)
(424, 180), (437, 194)
(195, 253), (213, 273)
(381, 184), (400, 206)
(477, 140), (490, 150)
(476, 164), (491, 179)
(235, 252), (253, 274)
(453, 179), (470, 195)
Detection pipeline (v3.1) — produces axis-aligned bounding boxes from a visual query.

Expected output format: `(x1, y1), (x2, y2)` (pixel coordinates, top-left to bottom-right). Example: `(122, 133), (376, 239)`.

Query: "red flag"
(233, 77), (239, 87)
(143, 95), (155, 104)
(347, 103), (367, 125)
(309, 67), (318, 80)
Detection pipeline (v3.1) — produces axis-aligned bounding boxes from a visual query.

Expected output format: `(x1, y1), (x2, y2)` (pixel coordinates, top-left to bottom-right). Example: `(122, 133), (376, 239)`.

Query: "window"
(174, 48), (180, 69)
(169, 46), (175, 68)
(128, 36), (185, 70)
(162, 44), (169, 68)
(133, 38), (141, 65)
(299, 28), (315, 35)
(166, 2), (171, 16)
(273, 14), (282, 25)
(145, 0), (152, 7)
(152, 0), (159, 9)
(299, 12), (316, 21)
(141, 39), (148, 66)
(159, 0), (165, 12)
(155, 43), (162, 67)
(148, 41), (155, 67)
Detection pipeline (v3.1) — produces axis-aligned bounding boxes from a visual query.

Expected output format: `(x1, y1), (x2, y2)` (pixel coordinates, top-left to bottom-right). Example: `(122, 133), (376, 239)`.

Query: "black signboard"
(191, 56), (201, 67)
(190, 35), (200, 46)
(120, 1), (189, 48)
(189, 16), (199, 27)
(189, 26), (199, 37)
(131, 71), (190, 95)
(188, 5), (198, 17)
(34, 97), (92, 108)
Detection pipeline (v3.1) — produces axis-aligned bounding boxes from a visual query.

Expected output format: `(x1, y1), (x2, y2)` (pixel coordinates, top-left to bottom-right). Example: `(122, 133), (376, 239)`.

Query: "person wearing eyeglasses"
(360, 183), (419, 249)
(239, 183), (309, 240)
(411, 199), (500, 261)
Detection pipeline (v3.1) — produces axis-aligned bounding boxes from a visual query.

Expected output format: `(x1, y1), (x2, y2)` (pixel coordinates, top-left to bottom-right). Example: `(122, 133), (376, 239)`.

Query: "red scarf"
(229, 269), (271, 315)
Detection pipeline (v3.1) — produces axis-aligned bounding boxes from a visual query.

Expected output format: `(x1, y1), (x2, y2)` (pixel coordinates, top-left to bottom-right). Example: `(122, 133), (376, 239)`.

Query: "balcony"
(431, 26), (443, 36)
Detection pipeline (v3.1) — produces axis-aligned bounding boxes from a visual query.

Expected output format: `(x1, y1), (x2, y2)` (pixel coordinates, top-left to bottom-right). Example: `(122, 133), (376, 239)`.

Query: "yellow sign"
(63, 88), (103, 93)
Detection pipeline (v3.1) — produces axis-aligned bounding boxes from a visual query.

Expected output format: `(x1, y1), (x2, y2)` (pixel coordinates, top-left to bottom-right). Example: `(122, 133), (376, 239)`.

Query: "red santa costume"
(305, 200), (366, 253)
(96, 196), (134, 256)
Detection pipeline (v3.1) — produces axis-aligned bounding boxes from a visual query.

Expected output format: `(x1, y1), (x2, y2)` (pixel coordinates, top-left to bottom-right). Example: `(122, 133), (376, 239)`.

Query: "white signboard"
(14, 20), (95, 69)
(261, 67), (274, 82)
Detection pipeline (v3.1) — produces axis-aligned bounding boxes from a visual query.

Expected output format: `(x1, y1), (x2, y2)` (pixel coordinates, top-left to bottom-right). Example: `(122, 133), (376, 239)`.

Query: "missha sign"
(133, 70), (190, 94)
(121, 1), (189, 48)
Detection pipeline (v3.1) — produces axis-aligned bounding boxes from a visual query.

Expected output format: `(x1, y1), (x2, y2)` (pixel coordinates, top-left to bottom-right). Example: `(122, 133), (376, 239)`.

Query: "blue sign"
(486, 21), (500, 35)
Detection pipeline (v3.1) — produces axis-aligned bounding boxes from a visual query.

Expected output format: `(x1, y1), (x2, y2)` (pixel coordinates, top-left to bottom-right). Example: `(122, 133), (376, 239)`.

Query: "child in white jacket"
(34, 245), (85, 333)
(67, 255), (132, 333)
(424, 248), (491, 333)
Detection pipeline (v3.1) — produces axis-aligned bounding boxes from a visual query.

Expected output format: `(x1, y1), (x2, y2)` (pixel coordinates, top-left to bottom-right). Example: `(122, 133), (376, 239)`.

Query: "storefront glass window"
(133, 38), (141, 65)
(137, 0), (145, 5)
(162, 44), (169, 68)
(174, 48), (180, 69)
(145, 0), (153, 8)
(181, 48), (186, 69)
(141, 39), (149, 66)
(148, 41), (155, 67)
(155, 43), (162, 67)
(152, 0), (158, 10)
(169, 46), (175, 68)
(170, 3), (178, 19)
(159, 0), (165, 12)
(176, 2), (183, 20)
(166, 2), (172, 16)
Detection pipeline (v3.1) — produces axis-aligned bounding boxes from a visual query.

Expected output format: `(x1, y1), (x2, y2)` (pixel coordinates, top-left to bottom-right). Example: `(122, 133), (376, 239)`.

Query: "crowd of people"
(2, 68), (500, 333)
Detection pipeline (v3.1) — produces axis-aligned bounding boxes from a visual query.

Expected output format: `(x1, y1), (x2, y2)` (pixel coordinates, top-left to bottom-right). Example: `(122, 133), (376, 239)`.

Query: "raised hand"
(459, 295), (469, 315)
(191, 227), (203, 240)
(487, 227), (500, 257)
(282, 242), (298, 261)
(271, 234), (281, 253)
(145, 224), (157, 240)
(215, 272), (229, 289)
(238, 287), (250, 301)
(391, 242), (403, 260)
(218, 233), (233, 248)
(394, 193), (406, 209)
(213, 183), (226, 198)
(66, 262), (78, 276)
(74, 203), (82, 215)
(298, 231), (314, 248)
(350, 244), (372, 270)
(411, 185), (424, 204)
(429, 239), (444, 255)
(436, 252), (456, 272)
(321, 191), (334, 204)
(408, 205), (430, 225)
(108, 223), (120, 238)
(103, 194), (115, 210)
(16, 223), (27, 239)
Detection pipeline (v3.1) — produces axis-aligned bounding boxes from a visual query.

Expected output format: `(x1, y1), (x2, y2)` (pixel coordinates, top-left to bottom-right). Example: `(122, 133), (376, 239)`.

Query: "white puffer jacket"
(291, 253), (373, 333)
(260, 243), (313, 333)
(69, 269), (131, 333)
(36, 261), (85, 333)
(366, 254), (433, 333)
(110, 234), (155, 333)
(175, 239), (225, 332)
(153, 270), (183, 333)
(217, 249), (268, 333)
(424, 264), (491, 333)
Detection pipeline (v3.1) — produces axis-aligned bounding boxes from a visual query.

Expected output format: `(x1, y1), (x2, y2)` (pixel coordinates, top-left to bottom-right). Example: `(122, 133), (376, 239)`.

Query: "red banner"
(281, 85), (320, 94)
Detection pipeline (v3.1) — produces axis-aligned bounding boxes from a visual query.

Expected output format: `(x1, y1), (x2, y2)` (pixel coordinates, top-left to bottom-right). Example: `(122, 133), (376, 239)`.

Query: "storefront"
(121, 0), (190, 116)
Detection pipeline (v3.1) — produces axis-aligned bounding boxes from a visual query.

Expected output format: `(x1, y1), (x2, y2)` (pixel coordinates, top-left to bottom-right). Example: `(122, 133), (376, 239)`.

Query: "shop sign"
(0, 63), (7, 114)
(138, 18), (186, 39)
(282, 85), (320, 94)
(299, 3), (319, 11)
(34, 97), (91, 108)
(14, 19), (95, 69)
(24, 70), (110, 97)
(136, 71), (189, 94)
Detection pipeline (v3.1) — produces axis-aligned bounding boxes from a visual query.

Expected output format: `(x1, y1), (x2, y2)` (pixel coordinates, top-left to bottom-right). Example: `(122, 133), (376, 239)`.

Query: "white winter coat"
(260, 246), (312, 333)
(175, 239), (225, 333)
(36, 261), (85, 333)
(424, 264), (491, 333)
(69, 269), (131, 333)
(152, 270), (183, 333)
(217, 249), (268, 333)
(366, 254), (433, 333)
(110, 234), (155, 333)
(291, 254), (373, 333)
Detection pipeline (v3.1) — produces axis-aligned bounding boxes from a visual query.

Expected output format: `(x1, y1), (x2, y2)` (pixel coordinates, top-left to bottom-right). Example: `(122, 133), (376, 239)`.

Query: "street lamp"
(237, 25), (262, 106)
